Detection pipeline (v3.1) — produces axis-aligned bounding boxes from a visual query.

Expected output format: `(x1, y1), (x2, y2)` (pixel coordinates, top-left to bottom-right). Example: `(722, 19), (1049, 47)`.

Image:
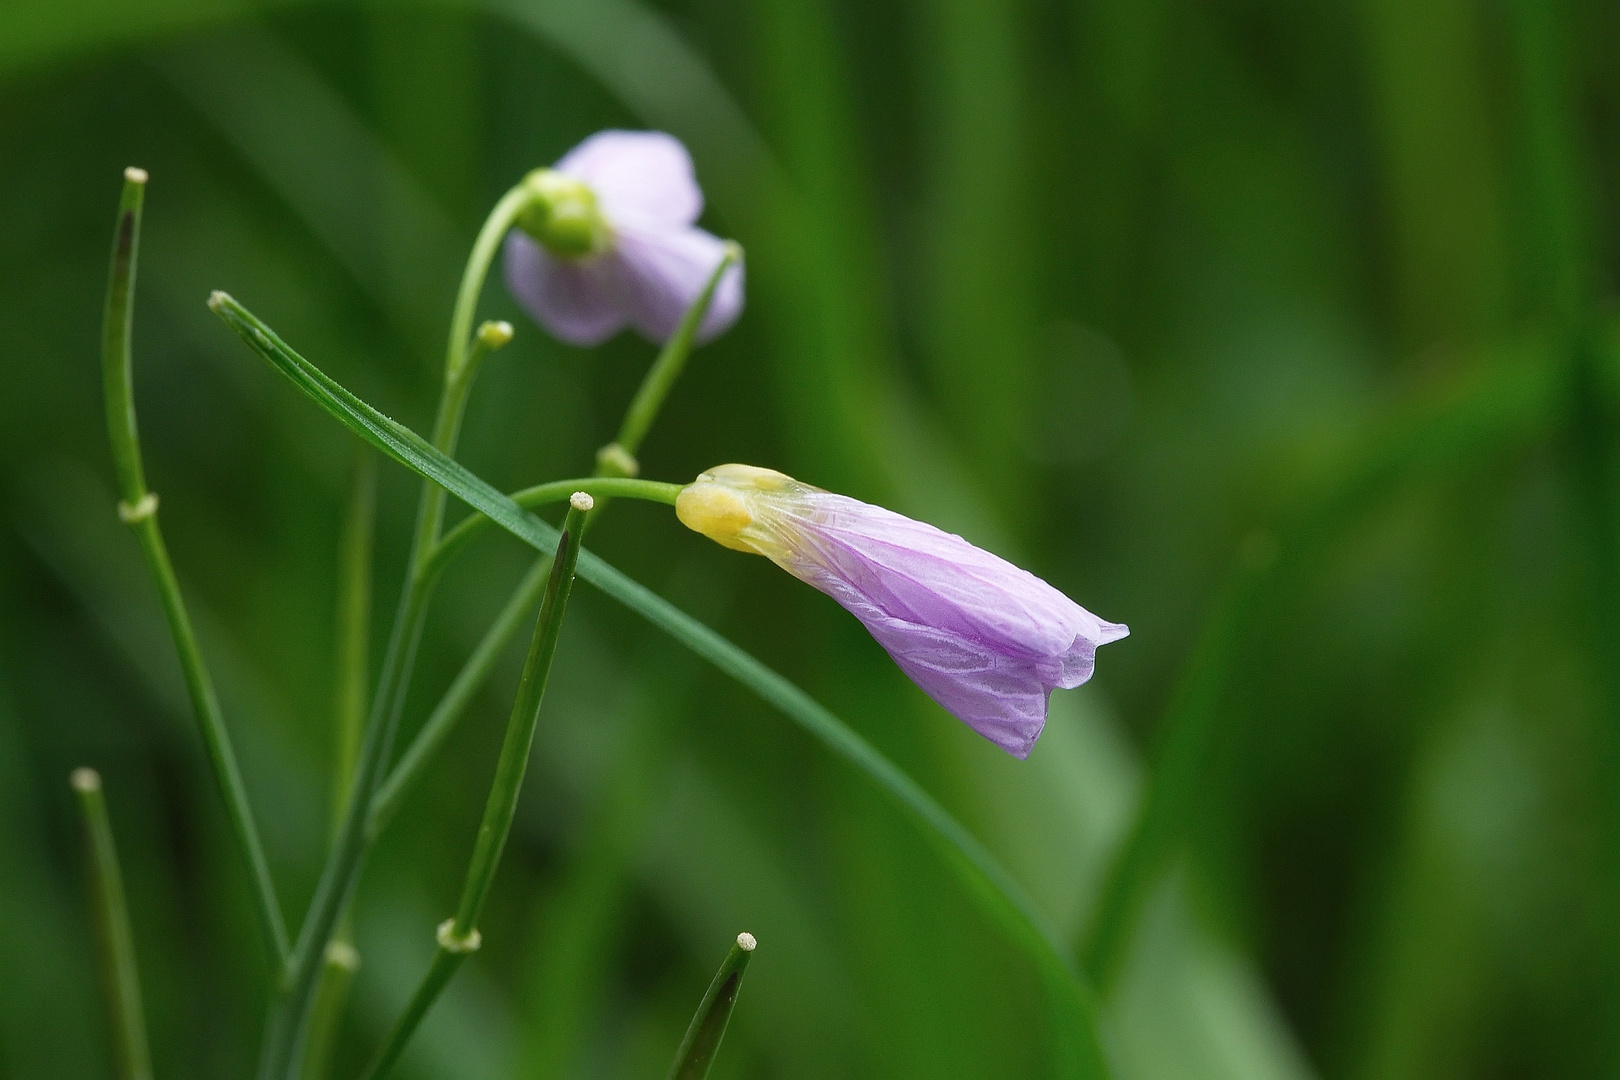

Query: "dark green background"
(1, 0), (1615, 1077)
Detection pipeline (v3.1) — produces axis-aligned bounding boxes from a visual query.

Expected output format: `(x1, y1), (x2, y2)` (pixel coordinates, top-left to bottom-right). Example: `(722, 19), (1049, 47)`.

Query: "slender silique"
(667, 933), (756, 1080)
(72, 768), (153, 1080)
(100, 167), (290, 971)
(360, 497), (591, 1080)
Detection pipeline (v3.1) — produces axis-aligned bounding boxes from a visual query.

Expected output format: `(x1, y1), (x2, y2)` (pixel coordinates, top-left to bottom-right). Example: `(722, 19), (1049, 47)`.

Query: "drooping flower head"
(676, 465), (1128, 758)
(503, 131), (744, 347)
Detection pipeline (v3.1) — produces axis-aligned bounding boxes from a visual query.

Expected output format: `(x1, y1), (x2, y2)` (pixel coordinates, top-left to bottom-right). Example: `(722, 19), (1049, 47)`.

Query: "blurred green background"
(2, 0), (1616, 1077)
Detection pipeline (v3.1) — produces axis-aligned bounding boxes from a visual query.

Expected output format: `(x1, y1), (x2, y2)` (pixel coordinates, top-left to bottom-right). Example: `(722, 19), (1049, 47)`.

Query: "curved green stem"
(361, 499), (590, 1080)
(420, 477), (680, 586)
(447, 187), (532, 383)
(102, 168), (290, 970)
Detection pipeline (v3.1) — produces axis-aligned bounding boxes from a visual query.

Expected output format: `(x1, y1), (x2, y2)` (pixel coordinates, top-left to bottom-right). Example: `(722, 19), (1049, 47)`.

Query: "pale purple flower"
(676, 465), (1128, 758)
(503, 131), (744, 346)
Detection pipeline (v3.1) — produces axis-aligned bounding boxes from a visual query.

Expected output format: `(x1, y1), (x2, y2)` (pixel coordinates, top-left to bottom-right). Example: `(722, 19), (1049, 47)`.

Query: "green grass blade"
(209, 293), (1115, 1079)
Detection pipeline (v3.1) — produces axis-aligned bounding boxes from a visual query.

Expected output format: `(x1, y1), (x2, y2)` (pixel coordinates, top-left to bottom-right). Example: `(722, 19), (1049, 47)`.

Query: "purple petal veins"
(676, 466), (1128, 757)
(503, 130), (744, 345)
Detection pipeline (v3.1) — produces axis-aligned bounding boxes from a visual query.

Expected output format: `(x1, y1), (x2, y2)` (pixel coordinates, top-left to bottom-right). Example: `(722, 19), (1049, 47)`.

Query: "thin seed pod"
(667, 933), (757, 1080)
(72, 769), (154, 1080)
(359, 496), (592, 1080)
(101, 168), (289, 969)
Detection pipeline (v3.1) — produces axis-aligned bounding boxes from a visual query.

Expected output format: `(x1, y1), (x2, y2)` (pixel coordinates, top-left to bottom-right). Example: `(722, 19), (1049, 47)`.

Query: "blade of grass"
(209, 292), (1115, 1079)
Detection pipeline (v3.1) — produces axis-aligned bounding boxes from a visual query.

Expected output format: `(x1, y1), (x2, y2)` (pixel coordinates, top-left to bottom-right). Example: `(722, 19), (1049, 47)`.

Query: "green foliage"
(2, 0), (1618, 1078)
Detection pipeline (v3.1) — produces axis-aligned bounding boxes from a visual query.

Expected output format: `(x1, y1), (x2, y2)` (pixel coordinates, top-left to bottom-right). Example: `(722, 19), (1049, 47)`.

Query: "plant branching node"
(324, 941), (361, 972)
(435, 919), (481, 954)
(118, 493), (159, 524)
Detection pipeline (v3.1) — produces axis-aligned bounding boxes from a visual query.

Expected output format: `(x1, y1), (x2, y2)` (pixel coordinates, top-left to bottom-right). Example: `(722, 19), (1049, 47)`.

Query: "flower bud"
(517, 169), (611, 258)
(676, 465), (809, 558)
(676, 464), (1128, 758)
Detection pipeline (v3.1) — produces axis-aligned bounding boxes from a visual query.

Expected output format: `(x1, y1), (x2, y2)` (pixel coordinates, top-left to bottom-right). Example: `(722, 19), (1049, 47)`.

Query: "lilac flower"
(502, 131), (744, 347)
(676, 465), (1128, 758)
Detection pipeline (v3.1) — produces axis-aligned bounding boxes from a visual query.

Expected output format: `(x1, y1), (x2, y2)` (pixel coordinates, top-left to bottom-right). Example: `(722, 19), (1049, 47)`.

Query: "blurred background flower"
(0, 1), (1614, 1079)
(504, 130), (745, 345)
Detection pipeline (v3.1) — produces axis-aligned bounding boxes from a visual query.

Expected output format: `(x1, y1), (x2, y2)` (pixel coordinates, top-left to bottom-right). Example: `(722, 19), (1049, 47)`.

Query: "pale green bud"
(516, 169), (611, 258)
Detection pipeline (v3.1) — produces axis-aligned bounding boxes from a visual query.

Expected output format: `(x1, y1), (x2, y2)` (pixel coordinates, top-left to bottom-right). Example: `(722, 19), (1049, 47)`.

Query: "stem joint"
(435, 919), (481, 954)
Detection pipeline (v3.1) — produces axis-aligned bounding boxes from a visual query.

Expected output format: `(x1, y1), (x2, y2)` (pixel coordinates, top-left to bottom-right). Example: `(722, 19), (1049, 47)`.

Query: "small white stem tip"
(124, 166), (149, 184)
(736, 932), (756, 952)
(570, 491), (594, 512)
(70, 767), (101, 793)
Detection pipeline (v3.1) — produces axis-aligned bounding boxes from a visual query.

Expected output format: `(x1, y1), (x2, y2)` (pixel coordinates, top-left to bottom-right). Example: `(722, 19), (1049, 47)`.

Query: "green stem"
(255, 191), (529, 1080)
(367, 554), (552, 838)
(330, 453), (378, 838)
(300, 941), (359, 1080)
(72, 768), (154, 1080)
(613, 245), (740, 457)
(666, 934), (756, 1080)
(361, 499), (590, 1080)
(104, 170), (149, 503)
(299, 455), (377, 1080)
(420, 477), (680, 586)
(101, 167), (289, 970)
(366, 250), (727, 839)
(447, 189), (531, 383)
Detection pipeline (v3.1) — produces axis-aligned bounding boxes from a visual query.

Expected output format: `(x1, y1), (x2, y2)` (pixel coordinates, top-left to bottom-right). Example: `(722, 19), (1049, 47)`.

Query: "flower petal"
(502, 231), (626, 346)
(786, 494), (1102, 659)
(832, 591), (1058, 758)
(674, 465), (1128, 758)
(554, 130), (703, 228)
(612, 224), (745, 345)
